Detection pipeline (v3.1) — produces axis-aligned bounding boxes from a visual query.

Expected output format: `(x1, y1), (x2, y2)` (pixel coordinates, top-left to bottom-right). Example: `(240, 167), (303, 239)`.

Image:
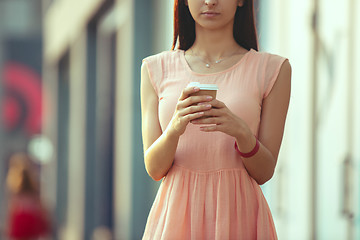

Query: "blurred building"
(260, 1), (360, 240)
(41, 0), (172, 239)
(0, 0), (43, 236)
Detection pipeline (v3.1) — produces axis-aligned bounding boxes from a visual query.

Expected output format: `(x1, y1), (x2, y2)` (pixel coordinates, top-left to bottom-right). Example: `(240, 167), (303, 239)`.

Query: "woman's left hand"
(190, 99), (250, 139)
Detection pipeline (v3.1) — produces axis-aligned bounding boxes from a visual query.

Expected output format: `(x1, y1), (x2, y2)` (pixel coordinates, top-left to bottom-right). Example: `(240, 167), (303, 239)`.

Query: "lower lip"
(202, 13), (219, 17)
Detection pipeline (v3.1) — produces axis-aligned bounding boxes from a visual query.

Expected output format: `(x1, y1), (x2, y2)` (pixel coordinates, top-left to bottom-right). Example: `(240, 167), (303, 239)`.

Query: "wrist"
(235, 130), (258, 157)
(235, 126), (253, 146)
(164, 127), (181, 142)
(235, 137), (260, 158)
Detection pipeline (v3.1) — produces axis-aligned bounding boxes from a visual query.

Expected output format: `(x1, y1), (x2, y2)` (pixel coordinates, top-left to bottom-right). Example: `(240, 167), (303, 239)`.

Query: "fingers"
(199, 125), (219, 132)
(191, 116), (222, 125)
(187, 99), (225, 125)
(179, 86), (214, 103)
(177, 95), (213, 111)
(182, 111), (206, 122)
(179, 86), (200, 101)
(178, 103), (212, 117)
(207, 99), (225, 108)
(191, 107), (221, 120)
(182, 99), (224, 114)
(184, 95), (213, 107)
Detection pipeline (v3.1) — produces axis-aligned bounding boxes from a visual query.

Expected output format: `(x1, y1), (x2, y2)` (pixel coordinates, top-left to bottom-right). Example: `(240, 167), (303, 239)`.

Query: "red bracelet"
(234, 138), (260, 158)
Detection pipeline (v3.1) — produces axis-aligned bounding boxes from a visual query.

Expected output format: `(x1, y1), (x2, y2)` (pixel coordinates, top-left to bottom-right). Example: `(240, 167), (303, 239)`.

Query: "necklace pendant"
(205, 63), (210, 68)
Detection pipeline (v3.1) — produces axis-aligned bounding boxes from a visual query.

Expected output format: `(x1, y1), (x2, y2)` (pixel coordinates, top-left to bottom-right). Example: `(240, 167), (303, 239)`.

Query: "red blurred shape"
(2, 62), (42, 135)
(3, 96), (22, 130)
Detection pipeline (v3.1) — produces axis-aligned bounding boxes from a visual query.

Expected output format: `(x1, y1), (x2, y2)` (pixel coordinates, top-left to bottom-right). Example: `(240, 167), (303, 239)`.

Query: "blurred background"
(0, 0), (359, 239)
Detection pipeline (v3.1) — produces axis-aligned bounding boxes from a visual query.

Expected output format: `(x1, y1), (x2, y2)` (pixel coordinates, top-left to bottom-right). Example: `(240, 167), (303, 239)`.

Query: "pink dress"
(142, 49), (287, 240)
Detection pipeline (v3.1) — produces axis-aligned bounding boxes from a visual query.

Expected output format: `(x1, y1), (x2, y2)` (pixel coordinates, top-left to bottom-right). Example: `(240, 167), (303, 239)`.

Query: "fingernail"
(206, 96), (213, 100)
(193, 87), (200, 91)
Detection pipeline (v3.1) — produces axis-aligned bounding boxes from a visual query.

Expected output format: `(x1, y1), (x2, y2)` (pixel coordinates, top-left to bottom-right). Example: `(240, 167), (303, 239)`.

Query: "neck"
(190, 22), (240, 60)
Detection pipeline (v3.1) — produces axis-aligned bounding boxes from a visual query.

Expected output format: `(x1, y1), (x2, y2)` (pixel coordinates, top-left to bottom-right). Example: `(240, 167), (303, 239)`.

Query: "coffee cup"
(188, 82), (218, 119)
(188, 82), (218, 99)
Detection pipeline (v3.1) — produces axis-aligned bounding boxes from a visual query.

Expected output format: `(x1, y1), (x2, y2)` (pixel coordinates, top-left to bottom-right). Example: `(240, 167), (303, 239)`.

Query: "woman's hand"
(190, 99), (251, 139)
(167, 86), (214, 137)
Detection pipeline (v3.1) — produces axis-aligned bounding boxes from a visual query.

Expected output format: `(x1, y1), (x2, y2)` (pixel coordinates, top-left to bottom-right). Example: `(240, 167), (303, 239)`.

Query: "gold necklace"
(190, 49), (239, 68)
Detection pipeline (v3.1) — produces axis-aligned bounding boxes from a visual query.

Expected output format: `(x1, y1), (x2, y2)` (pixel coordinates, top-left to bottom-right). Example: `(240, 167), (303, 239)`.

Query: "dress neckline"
(179, 48), (254, 76)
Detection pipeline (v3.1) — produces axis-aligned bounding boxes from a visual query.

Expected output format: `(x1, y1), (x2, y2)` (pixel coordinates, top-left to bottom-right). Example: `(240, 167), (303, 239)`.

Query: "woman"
(141, 0), (291, 239)
(6, 153), (52, 240)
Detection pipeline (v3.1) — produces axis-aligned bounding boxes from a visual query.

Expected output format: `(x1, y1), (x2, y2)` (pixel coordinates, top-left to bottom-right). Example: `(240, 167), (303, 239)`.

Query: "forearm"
(236, 131), (276, 185)
(144, 128), (180, 181)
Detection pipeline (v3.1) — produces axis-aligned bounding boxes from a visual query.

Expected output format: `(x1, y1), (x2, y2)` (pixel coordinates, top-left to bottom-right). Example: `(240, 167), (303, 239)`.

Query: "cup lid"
(188, 82), (218, 90)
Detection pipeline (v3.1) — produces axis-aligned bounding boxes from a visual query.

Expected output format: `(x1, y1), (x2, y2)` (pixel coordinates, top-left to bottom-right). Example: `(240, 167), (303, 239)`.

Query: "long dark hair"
(172, 0), (258, 51)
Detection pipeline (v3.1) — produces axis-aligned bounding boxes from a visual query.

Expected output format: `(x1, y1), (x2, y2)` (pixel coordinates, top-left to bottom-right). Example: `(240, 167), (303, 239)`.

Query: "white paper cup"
(188, 82), (218, 99)
(188, 82), (218, 119)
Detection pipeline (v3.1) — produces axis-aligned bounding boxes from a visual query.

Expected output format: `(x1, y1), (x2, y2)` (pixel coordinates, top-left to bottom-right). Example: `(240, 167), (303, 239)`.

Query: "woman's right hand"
(167, 86), (213, 137)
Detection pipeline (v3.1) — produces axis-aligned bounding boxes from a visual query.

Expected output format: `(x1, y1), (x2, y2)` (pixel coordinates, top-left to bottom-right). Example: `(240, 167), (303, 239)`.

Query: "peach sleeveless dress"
(142, 49), (286, 240)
